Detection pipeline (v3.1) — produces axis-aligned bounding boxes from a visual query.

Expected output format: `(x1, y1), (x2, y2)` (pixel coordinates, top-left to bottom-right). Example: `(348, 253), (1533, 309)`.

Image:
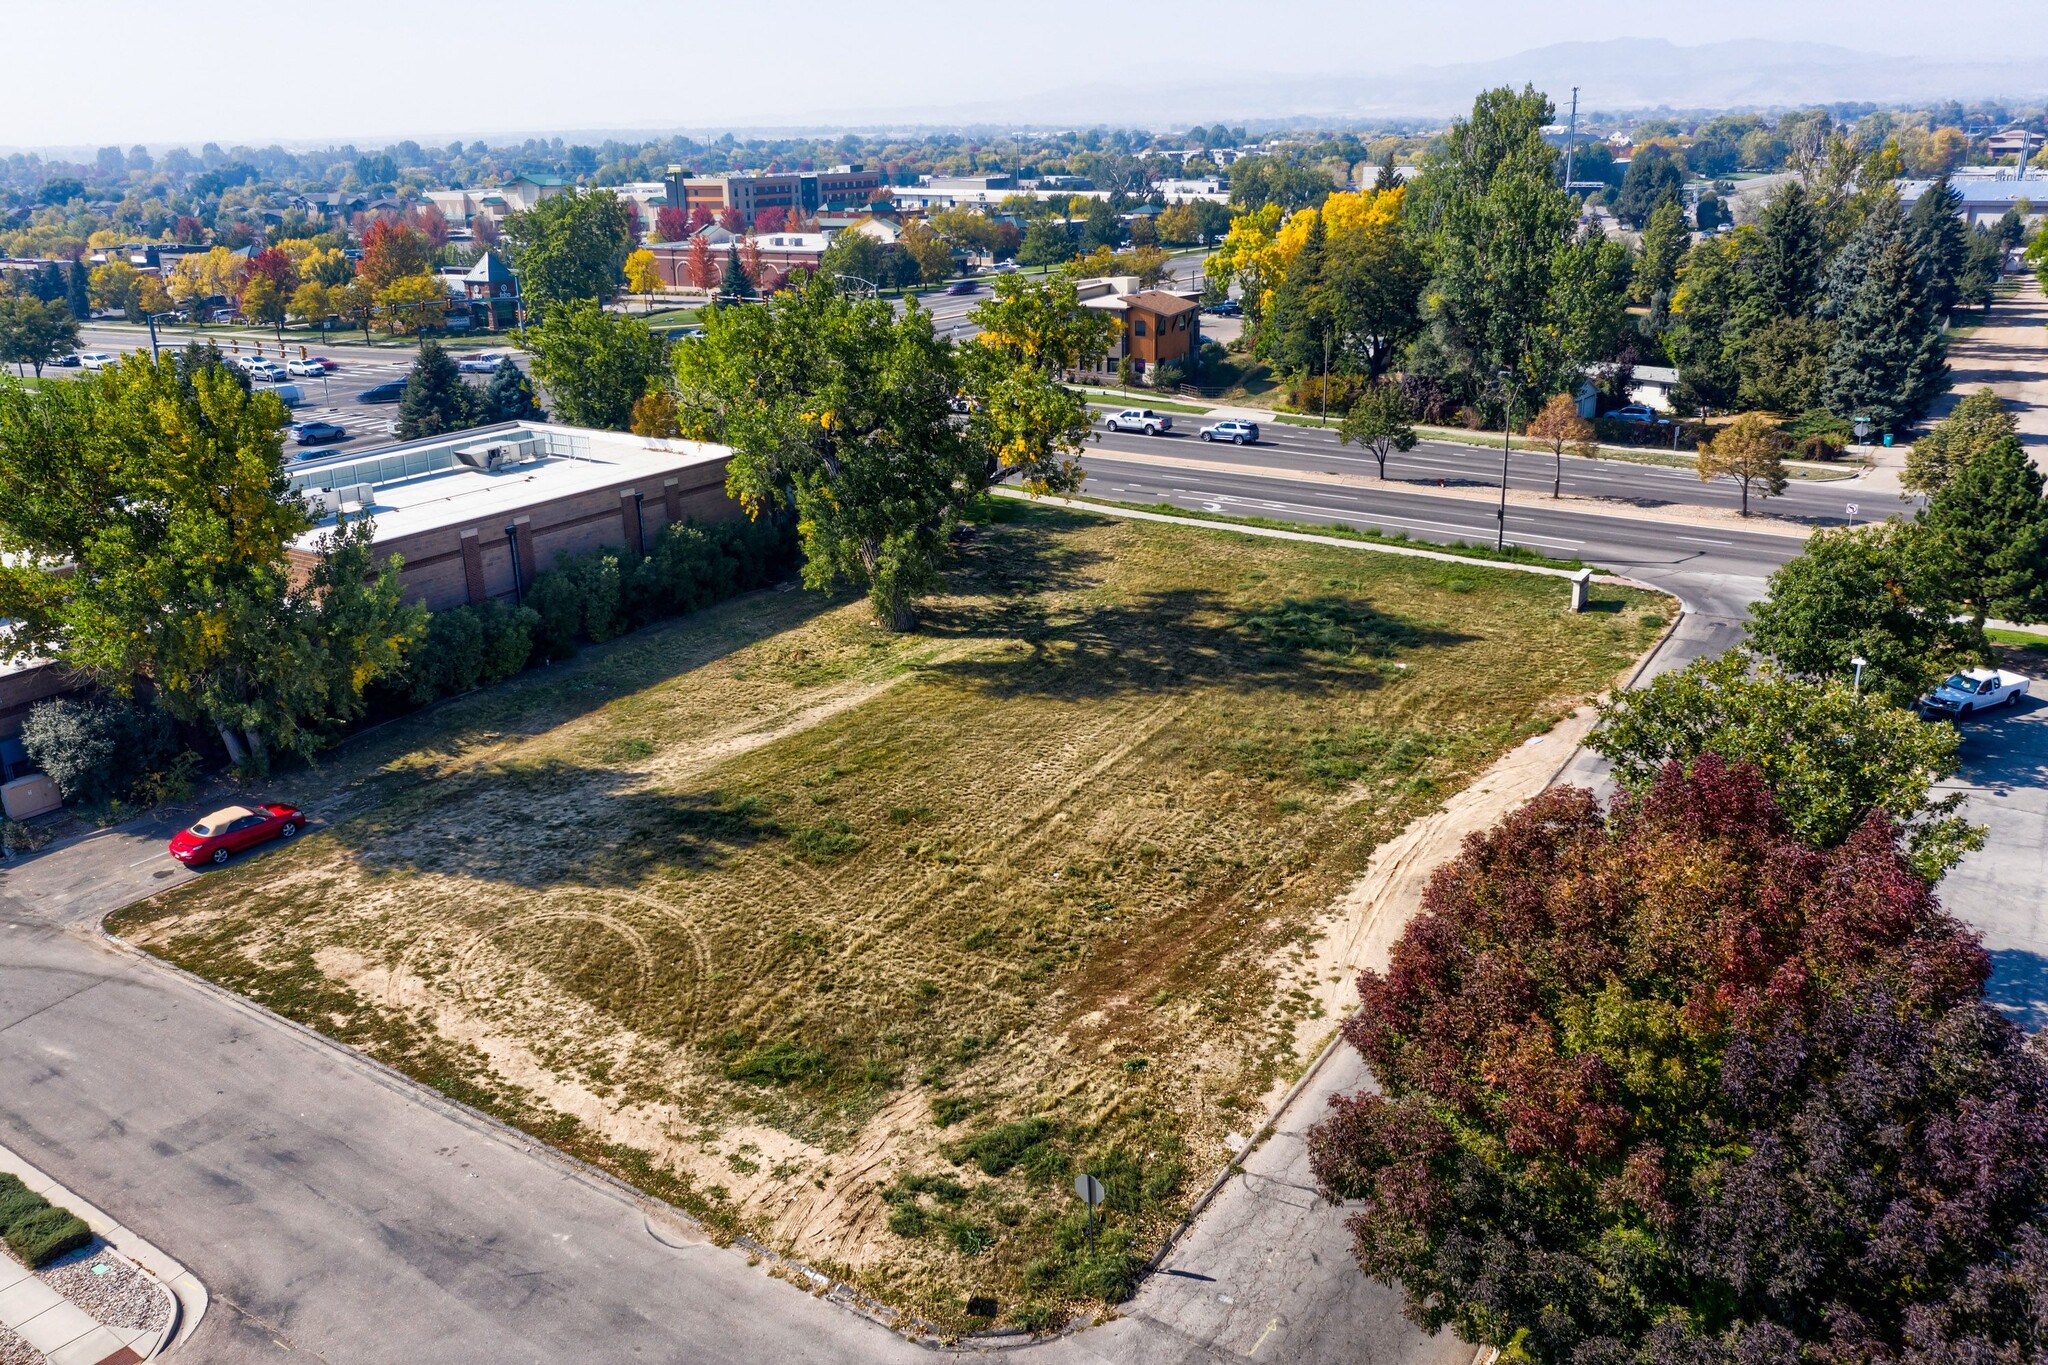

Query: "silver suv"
(1198, 419), (1260, 445)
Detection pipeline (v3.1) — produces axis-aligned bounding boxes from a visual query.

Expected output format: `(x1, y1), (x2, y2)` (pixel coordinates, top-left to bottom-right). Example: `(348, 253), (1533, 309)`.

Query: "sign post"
(1074, 1173), (1105, 1250)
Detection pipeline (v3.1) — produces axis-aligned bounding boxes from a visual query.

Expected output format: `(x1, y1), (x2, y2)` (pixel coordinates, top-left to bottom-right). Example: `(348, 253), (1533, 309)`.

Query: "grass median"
(111, 500), (1668, 1334)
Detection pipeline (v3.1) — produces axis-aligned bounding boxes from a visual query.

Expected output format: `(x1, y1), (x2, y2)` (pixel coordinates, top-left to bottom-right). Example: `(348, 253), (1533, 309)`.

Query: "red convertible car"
(169, 803), (305, 866)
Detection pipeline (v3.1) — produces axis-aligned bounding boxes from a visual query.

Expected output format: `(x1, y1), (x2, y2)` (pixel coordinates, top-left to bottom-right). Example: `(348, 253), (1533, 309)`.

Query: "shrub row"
(19, 696), (190, 809)
(395, 515), (798, 706)
(0, 1173), (92, 1268)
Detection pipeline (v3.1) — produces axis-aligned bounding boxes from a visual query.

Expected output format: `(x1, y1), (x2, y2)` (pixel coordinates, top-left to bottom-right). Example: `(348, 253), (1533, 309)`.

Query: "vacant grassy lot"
(112, 502), (1666, 1332)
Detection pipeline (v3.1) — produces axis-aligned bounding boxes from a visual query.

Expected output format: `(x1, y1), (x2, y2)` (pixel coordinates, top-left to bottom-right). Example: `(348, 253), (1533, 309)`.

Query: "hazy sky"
(8, 0), (2047, 150)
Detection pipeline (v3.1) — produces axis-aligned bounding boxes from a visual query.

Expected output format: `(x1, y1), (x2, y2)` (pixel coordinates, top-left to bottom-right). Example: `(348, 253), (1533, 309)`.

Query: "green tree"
(239, 274), (288, 342)
(719, 243), (752, 299)
(1745, 522), (1972, 706)
(1752, 181), (1825, 316)
(1080, 198), (1123, 251)
(502, 189), (636, 319)
(1628, 197), (1685, 306)
(1905, 386), (2015, 495)
(1268, 209), (1332, 377)
(1016, 219), (1076, 270)
(1612, 144), (1683, 226)
(1915, 434), (2048, 631)
(672, 275), (974, 630)
(480, 356), (544, 423)
(396, 340), (483, 439)
(1906, 176), (1970, 320)
(64, 261), (90, 323)
(961, 275), (1117, 493)
(817, 231), (889, 292)
(1225, 154), (1333, 213)
(1589, 652), (1979, 878)
(520, 301), (668, 431)
(1336, 380), (1416, 479)
(0, 296), (80, 377)
(0, 354), (416, 766)
(1821, 194), (1948, 434)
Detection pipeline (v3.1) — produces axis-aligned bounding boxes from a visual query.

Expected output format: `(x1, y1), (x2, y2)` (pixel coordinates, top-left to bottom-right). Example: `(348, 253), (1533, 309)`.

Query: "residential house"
(1072, 277), (1202, 383)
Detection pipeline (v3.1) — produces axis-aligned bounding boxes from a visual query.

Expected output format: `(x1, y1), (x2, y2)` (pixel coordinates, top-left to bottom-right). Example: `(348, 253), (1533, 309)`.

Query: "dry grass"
(111, 501), (1667, 1332)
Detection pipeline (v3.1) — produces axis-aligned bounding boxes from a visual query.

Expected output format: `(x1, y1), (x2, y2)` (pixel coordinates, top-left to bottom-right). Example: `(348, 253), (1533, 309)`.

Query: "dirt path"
(1934, 277), (2048, 471)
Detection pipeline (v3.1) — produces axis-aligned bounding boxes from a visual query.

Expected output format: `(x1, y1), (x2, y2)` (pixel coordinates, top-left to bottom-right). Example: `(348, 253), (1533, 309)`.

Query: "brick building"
(661, 166), (885, 220)
(284, 424), (744, 611)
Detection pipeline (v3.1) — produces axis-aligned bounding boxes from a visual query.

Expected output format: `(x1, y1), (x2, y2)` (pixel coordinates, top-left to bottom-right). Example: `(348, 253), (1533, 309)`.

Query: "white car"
(457, 352), (506, 375)
(75, 352), (116, 370)
(1918, 668), (2030, 719)
(1103, 408), (1173, 436)
(241, 359), (287, 381)
(1198, 419), (1260, 445)
(286, 357), (328, 377)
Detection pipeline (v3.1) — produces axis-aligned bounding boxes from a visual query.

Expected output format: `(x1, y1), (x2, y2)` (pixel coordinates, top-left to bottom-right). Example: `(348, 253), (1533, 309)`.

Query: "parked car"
(1202, 300), (1242, 317)
(286, 357), (329, 377)
(257, 383), (304, 407)
(241, 359), (287, 381)
(359, 380), (406, 403)
(1606, 404), (1668, 425)
(1199, 419), (1260, 445)
(290, 420), (347, 446)
(75, 352), (116, 370)
(1918, 669), (2030, 720)
(457, 352), (506, 374)
(1103, 408), (1173, 435)
(169, 803), (305, 867)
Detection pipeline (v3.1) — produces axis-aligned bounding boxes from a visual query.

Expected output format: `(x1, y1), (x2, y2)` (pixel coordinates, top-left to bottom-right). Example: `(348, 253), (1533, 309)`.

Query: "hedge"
(19, 695), (181, 807)
(0, 1173), (93, 1268)
(392, 515), (798, 708)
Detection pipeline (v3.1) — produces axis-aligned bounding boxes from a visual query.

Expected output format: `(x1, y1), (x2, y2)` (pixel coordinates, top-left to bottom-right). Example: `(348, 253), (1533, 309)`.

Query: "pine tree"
(1915, 435), (2048, 632)
(396, 341), (483, 439)
(1373, 154), (1400, 193)
(1753, 181), (1824, 317)
(65, 261), (91, 322)
(1906, 176), (1969, 321)
(720, 243), (752, 299)
(480, 357), (543, 424)
(1271, 210), (1330, 377)
(1820, 197), (1948, 433)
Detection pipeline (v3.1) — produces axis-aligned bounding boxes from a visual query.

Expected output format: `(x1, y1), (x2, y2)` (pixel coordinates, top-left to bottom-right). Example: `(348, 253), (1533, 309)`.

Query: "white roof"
(288, 424), (730, 548)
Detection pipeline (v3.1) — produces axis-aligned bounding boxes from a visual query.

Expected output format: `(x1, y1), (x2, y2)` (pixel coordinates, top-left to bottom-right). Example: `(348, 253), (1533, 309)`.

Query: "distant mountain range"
(814, 39), (2048, 128)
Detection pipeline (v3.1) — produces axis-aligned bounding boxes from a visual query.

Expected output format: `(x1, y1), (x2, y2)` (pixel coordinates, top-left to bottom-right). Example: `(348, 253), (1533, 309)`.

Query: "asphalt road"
(1085, 419), (1906, 527)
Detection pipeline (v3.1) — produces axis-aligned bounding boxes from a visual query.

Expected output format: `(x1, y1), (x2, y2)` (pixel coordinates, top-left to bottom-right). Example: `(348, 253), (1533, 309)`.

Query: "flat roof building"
(1898, 177), (2046, 228)
(285, 424), (743, 611)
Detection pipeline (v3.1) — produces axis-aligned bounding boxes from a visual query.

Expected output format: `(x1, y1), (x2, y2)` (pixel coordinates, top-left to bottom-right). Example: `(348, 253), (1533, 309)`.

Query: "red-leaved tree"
(1309, 755), (2048, 1363)
(686, 236), (716, 290)
(655, 205), (689, 243)
(753, 207), (787, 234)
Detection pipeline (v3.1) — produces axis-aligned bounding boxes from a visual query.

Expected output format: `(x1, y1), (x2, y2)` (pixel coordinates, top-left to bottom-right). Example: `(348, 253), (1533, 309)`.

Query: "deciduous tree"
(1696, 411), (1786, 515)
(0, 296), (80, 377)
(356, 219), (432, 291)
(961, 275), (1116, 494)
(1336, 381), (1416, 479)
(623, 247), (664, 307)
(502, 190), (635, 318)
(1905, 386), (2016, 495)
(1523, 391), (1594, 497)
(519, 300), (667, 431)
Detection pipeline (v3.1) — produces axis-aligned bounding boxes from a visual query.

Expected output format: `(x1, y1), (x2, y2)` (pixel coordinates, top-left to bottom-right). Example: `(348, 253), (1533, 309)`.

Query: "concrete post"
(1571, 568), (1593, 613)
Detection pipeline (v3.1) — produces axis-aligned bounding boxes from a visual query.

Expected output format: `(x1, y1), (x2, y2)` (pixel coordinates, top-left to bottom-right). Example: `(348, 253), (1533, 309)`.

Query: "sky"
(8, 0), (2048, 150)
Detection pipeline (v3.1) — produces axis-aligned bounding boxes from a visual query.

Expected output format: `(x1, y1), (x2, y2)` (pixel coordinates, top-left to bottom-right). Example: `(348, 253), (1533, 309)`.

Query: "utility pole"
(1563, 86), (1580, 192)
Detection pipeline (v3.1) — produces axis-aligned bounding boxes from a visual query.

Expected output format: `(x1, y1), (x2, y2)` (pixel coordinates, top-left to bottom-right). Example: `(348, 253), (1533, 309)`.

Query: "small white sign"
(1845, 503), (1859, 518)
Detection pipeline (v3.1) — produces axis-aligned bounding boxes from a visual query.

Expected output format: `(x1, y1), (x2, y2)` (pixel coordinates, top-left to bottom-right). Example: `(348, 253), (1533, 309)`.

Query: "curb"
(0, 1140), (205, 1359)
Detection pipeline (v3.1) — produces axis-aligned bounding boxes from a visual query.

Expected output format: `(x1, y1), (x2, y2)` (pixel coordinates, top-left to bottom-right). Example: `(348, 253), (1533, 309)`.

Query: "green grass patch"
(0, 1174), (92, 1269)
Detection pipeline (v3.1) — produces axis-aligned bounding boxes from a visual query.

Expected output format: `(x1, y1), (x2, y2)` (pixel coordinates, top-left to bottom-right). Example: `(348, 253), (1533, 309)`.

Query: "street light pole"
(1851, 655), (1868, 700)
(1496, 367), (1513, 551)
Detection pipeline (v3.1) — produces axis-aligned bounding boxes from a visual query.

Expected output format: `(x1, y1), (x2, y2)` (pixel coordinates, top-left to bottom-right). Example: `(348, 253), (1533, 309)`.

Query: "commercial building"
(645, 231), (831, 294)
(1898, 177), (2047, 229)
(453, 251), (520, 329)
(284, 424), (743, 611)
(1073, 277), (1202, 383)
(423, 174), (572, 229)
(662, 166), (884, 220)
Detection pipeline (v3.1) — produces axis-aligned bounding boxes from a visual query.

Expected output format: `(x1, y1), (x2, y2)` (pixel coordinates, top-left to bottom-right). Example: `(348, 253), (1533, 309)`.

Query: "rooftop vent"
(455, 438), (540, 472)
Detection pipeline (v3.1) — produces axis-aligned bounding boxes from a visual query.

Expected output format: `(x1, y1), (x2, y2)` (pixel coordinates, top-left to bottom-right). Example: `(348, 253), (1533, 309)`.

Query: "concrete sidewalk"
(1932, 277), (2048, 469)
(0, 1141), (201, 1363)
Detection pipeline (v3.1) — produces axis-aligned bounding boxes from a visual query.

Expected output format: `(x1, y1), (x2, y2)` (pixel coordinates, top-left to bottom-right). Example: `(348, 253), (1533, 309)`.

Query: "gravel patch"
(0, 1322), (47, 1365)
(35, 1243), (169, 1333)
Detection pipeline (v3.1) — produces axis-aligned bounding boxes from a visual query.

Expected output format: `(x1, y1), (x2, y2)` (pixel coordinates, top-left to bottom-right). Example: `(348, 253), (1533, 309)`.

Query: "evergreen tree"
(480, 357), (544, 424)
(1905, 386), (2016, 495)
(1270, 210), (1331, 376)
(396, 341), (482, 439)
(1915, 435), (2048, 633)
(1907, 176), (1970, 321)
(65, 260), (91, 322)
(1373, 154), (1401, 192)
(1820, 196), (1947, 433)
(720, 243), (752, 299)
(1628, 198), (1685, 306)
(1752, 181), (1824, 317)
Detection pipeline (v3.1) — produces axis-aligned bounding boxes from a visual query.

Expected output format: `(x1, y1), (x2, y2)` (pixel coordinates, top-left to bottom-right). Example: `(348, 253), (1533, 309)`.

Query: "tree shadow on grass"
(321, 756), (788, 889)
(920, 586), (1472, 701)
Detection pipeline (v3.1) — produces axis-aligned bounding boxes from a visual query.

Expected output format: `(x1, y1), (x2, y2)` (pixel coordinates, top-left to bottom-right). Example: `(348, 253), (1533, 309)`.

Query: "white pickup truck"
(1917, 668), (2030, 719)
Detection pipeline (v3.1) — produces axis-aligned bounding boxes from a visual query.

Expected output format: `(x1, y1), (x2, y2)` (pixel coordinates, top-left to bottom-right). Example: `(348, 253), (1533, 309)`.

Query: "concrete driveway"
(1938, 693), (2048, 1028)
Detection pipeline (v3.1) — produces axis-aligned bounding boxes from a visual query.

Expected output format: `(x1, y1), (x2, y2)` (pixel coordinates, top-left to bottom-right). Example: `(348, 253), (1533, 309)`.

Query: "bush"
(0, 1175), (91, 1269)
(398, 599), (540, 704)
(1150, 360), (1187, 391)
(947, 1118), (1058, 1177)
(19, 696), (182, 807)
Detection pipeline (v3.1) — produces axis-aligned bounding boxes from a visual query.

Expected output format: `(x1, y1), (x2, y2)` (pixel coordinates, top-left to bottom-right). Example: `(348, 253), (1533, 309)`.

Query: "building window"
(1133, 319), (1148, 336)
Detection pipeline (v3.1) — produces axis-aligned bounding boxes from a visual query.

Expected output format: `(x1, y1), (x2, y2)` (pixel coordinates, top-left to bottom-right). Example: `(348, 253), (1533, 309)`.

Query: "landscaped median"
(109, 499), (1673, 1338)
(0, 1166), (179, 1365)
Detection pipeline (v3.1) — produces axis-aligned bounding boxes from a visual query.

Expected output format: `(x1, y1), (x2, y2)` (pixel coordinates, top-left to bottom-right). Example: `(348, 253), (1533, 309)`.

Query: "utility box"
(1570, 568), (1594, 613)
(2, 773), (61, 821)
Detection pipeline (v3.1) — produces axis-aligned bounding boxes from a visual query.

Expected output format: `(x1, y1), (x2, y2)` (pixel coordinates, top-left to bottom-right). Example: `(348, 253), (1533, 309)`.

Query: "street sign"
(1846, 503), (1859, 519)
(1075, 1174), (1105, 1208)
